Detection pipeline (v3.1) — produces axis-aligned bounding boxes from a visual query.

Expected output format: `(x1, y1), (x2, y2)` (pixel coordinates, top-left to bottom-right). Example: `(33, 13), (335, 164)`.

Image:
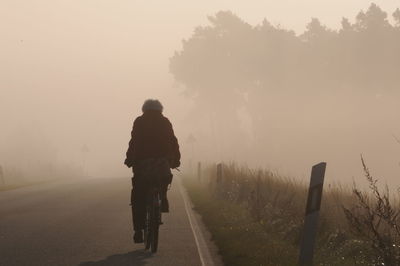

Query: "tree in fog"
(394, 8), (400, 26)
(350, 3), (399, 91)
(170, 4), (400, 155)
(170, 11), (252, 153)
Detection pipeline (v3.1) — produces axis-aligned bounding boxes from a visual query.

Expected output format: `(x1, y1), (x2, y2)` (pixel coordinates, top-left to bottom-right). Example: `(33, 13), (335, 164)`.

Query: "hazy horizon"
(1, 1), (399, 187)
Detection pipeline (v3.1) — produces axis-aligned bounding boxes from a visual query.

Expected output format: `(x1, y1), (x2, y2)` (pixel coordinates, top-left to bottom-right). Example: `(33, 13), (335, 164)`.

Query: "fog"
(1, 1), (399, 187)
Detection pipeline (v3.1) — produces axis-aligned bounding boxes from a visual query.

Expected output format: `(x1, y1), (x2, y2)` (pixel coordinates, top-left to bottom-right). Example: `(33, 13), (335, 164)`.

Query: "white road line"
(177, 176), (215, 266)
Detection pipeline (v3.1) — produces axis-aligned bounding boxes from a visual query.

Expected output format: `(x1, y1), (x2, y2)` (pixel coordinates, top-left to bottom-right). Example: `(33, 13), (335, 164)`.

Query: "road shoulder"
(178, 175), (224, 266)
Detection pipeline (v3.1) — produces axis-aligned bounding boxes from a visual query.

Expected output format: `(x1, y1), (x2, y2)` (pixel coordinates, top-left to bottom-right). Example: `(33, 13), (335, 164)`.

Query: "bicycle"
(144, 179), (162, 253)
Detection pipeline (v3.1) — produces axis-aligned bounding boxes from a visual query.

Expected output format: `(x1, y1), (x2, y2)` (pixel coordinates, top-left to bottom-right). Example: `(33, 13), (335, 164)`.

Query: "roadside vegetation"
(0, 180), (53, 192)
(183, 159), (400, 265)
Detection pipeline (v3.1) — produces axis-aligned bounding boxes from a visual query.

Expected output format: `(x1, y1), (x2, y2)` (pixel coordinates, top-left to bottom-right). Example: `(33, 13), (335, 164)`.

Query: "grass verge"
(183, 175), (365, 266)
(183, 177), (299, 266)
(0, 180), (55, 192)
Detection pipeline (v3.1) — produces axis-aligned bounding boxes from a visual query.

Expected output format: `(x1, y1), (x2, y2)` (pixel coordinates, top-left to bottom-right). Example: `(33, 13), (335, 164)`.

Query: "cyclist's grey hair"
(142, 99), (163, 113)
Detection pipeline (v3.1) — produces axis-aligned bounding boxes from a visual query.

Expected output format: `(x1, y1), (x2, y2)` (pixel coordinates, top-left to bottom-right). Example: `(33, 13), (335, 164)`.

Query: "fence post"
(197, 162), (202, 182)
(216, 163), (222, 184)
(255, 172), (262, 220)
(299, 162), (327, 266)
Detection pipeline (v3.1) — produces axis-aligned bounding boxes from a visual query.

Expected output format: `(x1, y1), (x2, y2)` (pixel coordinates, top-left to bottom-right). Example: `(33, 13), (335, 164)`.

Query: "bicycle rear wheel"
(144, 188), (162, 252)
(144, 205), (151, 250)
(150, 193), (161, 253)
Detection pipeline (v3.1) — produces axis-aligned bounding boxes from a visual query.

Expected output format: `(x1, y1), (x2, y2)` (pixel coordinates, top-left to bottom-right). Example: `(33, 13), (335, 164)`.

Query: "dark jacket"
(125, 110), (180, 168)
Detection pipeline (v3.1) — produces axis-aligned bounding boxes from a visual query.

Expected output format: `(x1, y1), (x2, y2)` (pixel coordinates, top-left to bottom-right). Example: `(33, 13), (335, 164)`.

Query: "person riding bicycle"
(124, 99), (181, 243)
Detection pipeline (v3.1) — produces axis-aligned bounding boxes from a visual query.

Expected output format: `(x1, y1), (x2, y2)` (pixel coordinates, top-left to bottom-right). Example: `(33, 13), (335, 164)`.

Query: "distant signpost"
(0, 165), (4, 186)
(197, 162), (202, 182)
(299, 162), (327, 266)
(186, 134), (197, 172)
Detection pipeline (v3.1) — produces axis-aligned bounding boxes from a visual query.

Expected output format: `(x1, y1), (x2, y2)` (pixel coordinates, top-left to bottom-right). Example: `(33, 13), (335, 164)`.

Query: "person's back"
(126, 109), (180, 165)
(124, 99), (180, 243)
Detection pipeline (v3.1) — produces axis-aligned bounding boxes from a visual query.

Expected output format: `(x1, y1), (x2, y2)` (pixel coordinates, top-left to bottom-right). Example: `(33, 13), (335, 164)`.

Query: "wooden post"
(299, 162), (327, 266)
(256, 172), (262, 220)
(197, 162), (202, 182)
(216, 163), (222, 184)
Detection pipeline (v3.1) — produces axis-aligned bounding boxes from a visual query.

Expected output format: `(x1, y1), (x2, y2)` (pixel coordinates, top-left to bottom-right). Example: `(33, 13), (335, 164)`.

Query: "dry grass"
(185, 159), (400, 265)
(0, 180), (52, 192)
(0, 163), (84, 191)
(343, 156), (400, 265)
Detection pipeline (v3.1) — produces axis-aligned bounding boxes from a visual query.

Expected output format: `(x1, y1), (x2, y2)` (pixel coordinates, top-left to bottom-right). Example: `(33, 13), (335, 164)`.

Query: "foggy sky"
(1, 1), (399, 186)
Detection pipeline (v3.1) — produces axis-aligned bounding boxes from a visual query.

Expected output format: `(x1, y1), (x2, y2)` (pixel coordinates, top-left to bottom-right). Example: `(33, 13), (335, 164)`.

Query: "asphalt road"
(0, 176), (219, 266)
